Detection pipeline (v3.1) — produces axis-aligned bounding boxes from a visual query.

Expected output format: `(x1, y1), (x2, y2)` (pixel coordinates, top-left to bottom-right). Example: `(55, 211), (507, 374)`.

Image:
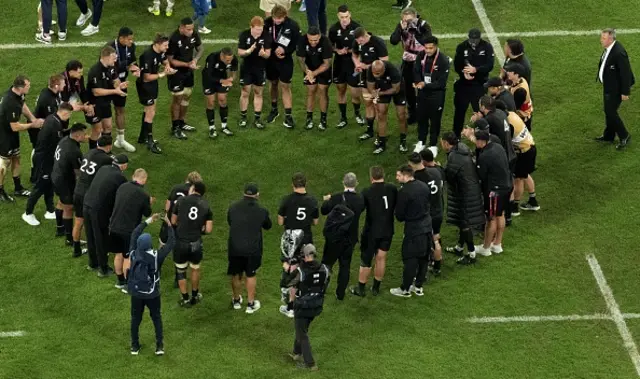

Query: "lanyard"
(64, 71), (80, 94)
(114, 40), (128, 66)
(421, 49), (439, 74)
(272, 24), (283, 44)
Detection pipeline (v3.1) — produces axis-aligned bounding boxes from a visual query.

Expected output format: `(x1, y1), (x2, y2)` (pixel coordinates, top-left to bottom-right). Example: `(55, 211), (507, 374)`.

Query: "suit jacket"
(598, 42), (635, 96)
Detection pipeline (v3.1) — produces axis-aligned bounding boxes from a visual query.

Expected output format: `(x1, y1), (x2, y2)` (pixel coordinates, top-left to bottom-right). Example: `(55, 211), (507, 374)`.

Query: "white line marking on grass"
(467, 314), (613, 323)
(0, 330), (26, 337)
(470, 0), (506, 63)
(587, 254), (640, 377)
(2, 29), (640, 50)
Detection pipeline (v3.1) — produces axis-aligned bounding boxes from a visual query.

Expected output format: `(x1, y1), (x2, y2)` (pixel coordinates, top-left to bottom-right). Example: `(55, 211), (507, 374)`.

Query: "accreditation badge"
(119, 72), (126, 79)
(424, 74), (432, 84)
(277, 36), (291, 47)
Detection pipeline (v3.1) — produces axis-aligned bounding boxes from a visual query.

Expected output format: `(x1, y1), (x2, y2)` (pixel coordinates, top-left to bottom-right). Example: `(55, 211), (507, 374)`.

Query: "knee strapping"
(180, 100), (190, 107)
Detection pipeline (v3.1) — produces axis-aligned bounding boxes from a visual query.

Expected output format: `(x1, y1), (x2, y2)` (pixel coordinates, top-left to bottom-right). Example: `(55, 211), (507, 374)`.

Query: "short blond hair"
(186, 171), (202, 184)
(133, 168), (148, 180)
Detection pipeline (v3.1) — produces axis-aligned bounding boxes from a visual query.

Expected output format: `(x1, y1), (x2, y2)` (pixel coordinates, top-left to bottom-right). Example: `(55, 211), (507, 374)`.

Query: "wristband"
(145, 217), (154, 224)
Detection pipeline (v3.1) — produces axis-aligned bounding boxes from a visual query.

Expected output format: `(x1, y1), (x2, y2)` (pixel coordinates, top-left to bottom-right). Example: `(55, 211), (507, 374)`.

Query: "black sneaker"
(209, 127), (218, 139)
(407, 114), (417, 125)
(72, 248), (87, 258)
(86, 265), (99, 271)
(296, 362), (319, 371)
(67, 239), (86, 247)
(520, 201), (541, 211)
(371, 286), (380, 296)
(266, 109), (279, 124)
(336, 118), (348, 129)
(391, 0), (404, 9)
(355, 115), (365, 125)
(239, 118), (248, 128)
(55, 229), (65, 238)
(172, 128), (187, 140)
(350, 286), (366, 297)
(14, 188), (31, 197)
(305, 118), (314, 130)
(0, 189), (14, 202)
(318, 120), (327, 131)
(131, 345), (141, 355)
(373, 138), (381, 147)
(181, 123), (196, 132)
(456, 255), (476, 265)
(190, 293), (203, 305)
(445, 246), (464, 257)
(254, 119), (265, 129)
(359, 132), (373, 141)
(178, 298), (192, 307)
(221, 127), (234, 136)
(373, 146), (386, 155)
(148, 140), (162, 154)
(155, 344), (165, 356)
(283, 116), (295, 129)
(97, 267), (114, 278)
(399, 141), (408, 153)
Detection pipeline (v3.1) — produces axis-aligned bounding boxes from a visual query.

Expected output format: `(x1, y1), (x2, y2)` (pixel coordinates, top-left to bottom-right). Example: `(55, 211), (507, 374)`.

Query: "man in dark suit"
(596, 28), (634, 149)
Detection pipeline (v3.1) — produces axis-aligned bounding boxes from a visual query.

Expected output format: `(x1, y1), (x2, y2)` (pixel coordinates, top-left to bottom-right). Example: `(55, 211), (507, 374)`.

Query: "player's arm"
(263, 210), (273, 231)
(21, 103), (37, 122)
(365, 79), (377, 97)
(312, 57), (332, 76)
(10, 115), (40, 131)
(475, 43), (495, 74)
(351, 41), (361, 67)
(378, 81), (400, 96)
(203, 209), (214, 234)
(277, 200), (286, 226)
(168, 56), (191, 69)
(377, 39), (389, 62)
(394, 190), (408, 222)
(193, 44), (204, 63)
(312, 204), (320, 226)
(171, 199), (180, 226)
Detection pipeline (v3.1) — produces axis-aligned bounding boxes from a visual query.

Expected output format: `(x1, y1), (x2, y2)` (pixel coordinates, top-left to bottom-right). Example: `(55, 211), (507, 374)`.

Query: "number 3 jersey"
(173, 193), (213, 242)
(278, 192), (319, 246)
(73, 148), (114, 197)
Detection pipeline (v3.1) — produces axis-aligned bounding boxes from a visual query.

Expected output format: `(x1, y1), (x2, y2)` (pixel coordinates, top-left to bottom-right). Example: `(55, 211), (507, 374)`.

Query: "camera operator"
(390, 7), (431, 125)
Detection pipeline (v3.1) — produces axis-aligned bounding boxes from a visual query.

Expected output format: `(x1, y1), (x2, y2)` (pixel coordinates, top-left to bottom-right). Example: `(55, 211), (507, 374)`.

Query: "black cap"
(468, 28), (481, 40)
(474, 118), (490, 131)
(113, 154), (129, 164)
(69, 123), (87, 133)
(484, 77), (503, 88)
(244, 182), (259, 196)
(474, 129), (490, 141)
(505, 63), (525, 77)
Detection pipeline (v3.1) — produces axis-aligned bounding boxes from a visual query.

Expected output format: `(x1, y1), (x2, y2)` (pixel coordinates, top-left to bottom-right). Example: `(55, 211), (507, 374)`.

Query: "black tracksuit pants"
(417, 89), (446, 146)
(453, 82), (485, 136)
(321, 239), (354, 300)
(84, 205), (110, 270)
(130, 296), (163, 347)
(401, 60), (417, 119)
(293, 316), (315, 366)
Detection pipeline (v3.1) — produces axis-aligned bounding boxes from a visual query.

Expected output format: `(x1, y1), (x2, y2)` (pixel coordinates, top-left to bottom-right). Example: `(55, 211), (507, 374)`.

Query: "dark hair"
(97, 135), (113, 147)
(292, 172), (307, 188)
(513, 87), (527, 109)
(307, 26), (321, 36)
(65, 60), (83, 72)
(420, 149), (434, 162)
(506, 39), (524, 55)
(442, 131), (458, 145)
(13, 75), (29, 88)
(397, 164), (414, 176)
(479, 95), (495, 111)
(369, 166), (384, 180)
(424, 35), (439, 46)
(354, 27), (367, 39)
(474, 129), (491, 141)
(337, 4), (349, 13)
(192, 181), (206, 195)
(408, 152), (422, 164)
(118, 27), (133, 37)
(58, 102), (74, 112)
(181, 17), (194, 26)
(495, 99), (508, 112)
(220, 47), (234, 56)
(100, 45), (116, 58)
(271, 4), (288, 18)
(153, 33), (169, 45)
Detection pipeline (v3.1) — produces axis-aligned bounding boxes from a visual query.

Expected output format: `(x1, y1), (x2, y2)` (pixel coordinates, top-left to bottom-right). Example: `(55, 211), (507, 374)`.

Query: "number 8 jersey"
(173, 193), (213, 242)
(73, 148), (114, 198)
(278, 192), (319, 246)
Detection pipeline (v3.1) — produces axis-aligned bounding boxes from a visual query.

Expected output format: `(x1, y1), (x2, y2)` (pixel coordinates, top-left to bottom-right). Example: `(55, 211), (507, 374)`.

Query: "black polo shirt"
(33, 113), (65, 175)
(425, 166), (445, 220)
(52, 136), (82, 185)
(227, 197), (272, 256)
(87, 61), (118, 104)
(109, 181), (152, 235)
(329, 20), (361, 61)
(278, 192), (319, 245)
(0, 88), (25, 152)
(173, 194), (213, 242)
(167, 29), (202, 71)
(361, 182), (398, 238)
(83, 164), (127, 211)
(108, 39), (137, 80)
(296, 35), (333, 71)
(34, 88), (62, 119)
(204, 51), (238, 82)
(395, 179), (432, 237)
(166, 182), (191, 216)
(367, 61), (401, 91)
(238, 29), (272, 70)
(353, 34), (388, 65)
(265, 17), (301, 59)
(74, 149), (113, 197)
(137, 46), (168, 85)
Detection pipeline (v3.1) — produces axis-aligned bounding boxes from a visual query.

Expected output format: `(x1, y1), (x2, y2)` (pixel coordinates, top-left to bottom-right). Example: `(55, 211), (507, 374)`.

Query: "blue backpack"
(127, 249), (158, 297)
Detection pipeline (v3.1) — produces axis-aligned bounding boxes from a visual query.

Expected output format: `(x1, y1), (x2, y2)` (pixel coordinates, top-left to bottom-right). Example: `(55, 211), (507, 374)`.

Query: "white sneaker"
(80, 24), (99, 37)
(413, 141), (425, 153)
(114, 138), (136, 152)
(232, 295), (243, 310)
(22, 213), (40, 226)
(198, 26), (212, 35)
(246, 300), (261, 314)
(44, 211), (56, 220)
(409, 285), (424, 297)
(475, 244), (492, 257)
(148, 5), (160, 15)
(389, 288), (411, 298)
(490, 244), (503, 254)
(58, 31), (67, 41)
(35, 32), (52, 45)
(75, 10), (92, 27)
(428, 145), (438, 158)
(279, 305), (294, 318)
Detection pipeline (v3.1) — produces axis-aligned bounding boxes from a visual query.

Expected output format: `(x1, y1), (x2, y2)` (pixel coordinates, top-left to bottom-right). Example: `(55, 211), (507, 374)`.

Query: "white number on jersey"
(382, 195), (389, 210)
(296, 207), (307, 221)
(188, 206), (199, 221)
(428, 180), (438, 195)
(173, 191), (186, 205)
(54, 146), (61, 161)
(80, 159), (97, 175)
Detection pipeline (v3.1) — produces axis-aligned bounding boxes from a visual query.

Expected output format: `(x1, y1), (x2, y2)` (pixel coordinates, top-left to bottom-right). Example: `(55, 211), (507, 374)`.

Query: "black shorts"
(110, 231), (132, 256)
(304, 71), (332, 86)
(203, 80), (231, 95)
(360, 233), (393, 268)
(111, 88), (127, 108)
(0, 135), (20, 158)
(332, 57), (358, 86)
(402, 233), (432, 257)
(378, 88), (407, 106)
(239, 66), (266, 87)
(53, 177), (75, 205)
(227, 255), (262, 277)
(93, 101), (112, 120)
(136, 81), (158, 106)
(168, 70), (195, 93)
(173, 239), (203, 267)
(73, 194), (85, 218)
(432, 217), (443, 236)
(266, 58), (294, 84)
(515, 145), (537, 179)
(84, 112), (100, 125)
(484, 190), (509, 220)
